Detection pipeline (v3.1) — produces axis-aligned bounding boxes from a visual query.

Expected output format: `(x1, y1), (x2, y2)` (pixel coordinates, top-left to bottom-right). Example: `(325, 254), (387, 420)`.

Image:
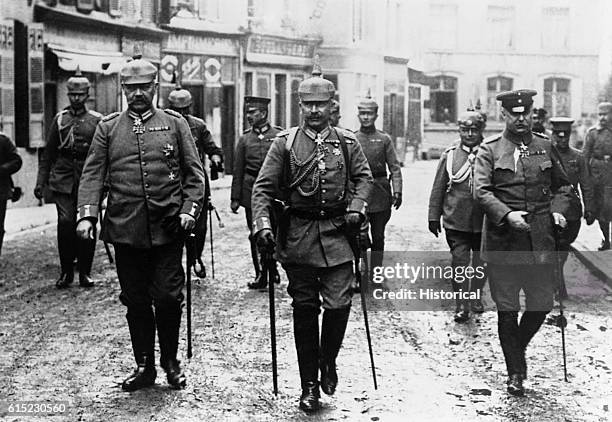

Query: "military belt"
(289, 206), (346, 220)
(372, 171), (388, 178)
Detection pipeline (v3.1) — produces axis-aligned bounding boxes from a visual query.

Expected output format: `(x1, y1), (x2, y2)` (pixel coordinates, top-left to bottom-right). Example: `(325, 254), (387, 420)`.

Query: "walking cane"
(98, 208), (114, 264)
(208, 205), (215, 280)
(262, 251), (278, 395)
(553, 226), (569, 382)
(185, 233), (196, 359)
(351, 233), (378, 390)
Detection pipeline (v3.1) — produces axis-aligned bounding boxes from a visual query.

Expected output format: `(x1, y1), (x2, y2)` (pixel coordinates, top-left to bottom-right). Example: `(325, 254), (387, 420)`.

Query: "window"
(244, 72), (253, 96)
(486, 5), (515, 50)
(486, 76), (513, 121)
(428, 75), (457, 123)
(256, 73), (271, 98)
(274, 74), (287, 128)
(429, 3), (457, 50)
(290, 77), (301, 127)
(544, 77), (571, 117)
(542, 7), (569, 50)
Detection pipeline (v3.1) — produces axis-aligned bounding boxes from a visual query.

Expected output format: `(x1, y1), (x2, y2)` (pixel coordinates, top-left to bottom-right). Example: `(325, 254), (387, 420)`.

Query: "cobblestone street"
(1, 162), (611, 421)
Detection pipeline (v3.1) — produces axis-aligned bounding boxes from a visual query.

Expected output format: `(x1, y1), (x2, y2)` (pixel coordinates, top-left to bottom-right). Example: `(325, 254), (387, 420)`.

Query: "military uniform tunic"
(252, 125), (373, 268)
(354, 127), (402, 212)
(583, 124), (612, 220)
(77, 108), (205, 248)
(231, 123), (282, 209)
(37, 106), (102, 194)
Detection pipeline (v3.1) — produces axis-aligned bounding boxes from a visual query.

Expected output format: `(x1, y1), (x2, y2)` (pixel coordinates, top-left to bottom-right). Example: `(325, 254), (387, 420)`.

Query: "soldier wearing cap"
(168, 84), (223, 277)
(35, 67), (102, 289)
(76, 51), (205, 392)
(531, 107), (549, 134)
(354, 92), (402, 273)
(251, 59), (372, 412)
(231, 95), (282, 289)
(474, 89), (576, 396)
(583, 102), (612, 250)
(428, 108), (486, 323)
(329, 99), (342, 128)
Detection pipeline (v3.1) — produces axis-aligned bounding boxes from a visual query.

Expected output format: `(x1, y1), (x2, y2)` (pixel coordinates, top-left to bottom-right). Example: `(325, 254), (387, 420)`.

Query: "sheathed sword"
(185, 233), (196, 359)
(262, 251), (278, 395)
(552, 226), (569, 382)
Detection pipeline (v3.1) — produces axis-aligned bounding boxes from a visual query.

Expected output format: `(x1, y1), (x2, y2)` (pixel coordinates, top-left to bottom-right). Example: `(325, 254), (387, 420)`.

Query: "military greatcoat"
(231, 123), (282, 209)
(354, 128), (402, 212)
(77, 108), (205, 248)
(582, 124), (612, 220)
(474, 130), (575, 265)
(251, 125), (373, 267)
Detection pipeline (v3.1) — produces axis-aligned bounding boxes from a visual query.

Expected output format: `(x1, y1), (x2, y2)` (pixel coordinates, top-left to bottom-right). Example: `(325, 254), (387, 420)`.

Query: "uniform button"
(145, 183), (150, 188)
(321, 200), (326, 204)
(321, 179), (326, 183)
(146, 194), (151, 199)
(144, 171), (148, 176)
(322, 189), (327, 193)
(142, 161), (146, 166)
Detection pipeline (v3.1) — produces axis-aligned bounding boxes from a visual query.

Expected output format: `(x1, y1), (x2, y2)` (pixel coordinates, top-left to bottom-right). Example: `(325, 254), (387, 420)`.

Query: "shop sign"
(246, 35), (316, 66)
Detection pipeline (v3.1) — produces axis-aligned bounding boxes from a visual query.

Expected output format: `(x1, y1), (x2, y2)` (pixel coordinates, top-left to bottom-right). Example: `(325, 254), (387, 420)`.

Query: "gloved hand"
(76, 219), (95, 240)
(161, 214), (181, 236)
(506, 211), (531, 232)
(393, 192), (402, 210)
(230, 200), (240, 214)
(552, 212), (567, 229)
(34, 185), (44, 200)
(179, 213), (196, 232)
(359, 229), (371, 250)
(585, 211), (596, 225)
(428, 220), (441, 237)
(256, 228), (275, 254)
(344, 212), (364, 230)
(211, 154), (222, 166)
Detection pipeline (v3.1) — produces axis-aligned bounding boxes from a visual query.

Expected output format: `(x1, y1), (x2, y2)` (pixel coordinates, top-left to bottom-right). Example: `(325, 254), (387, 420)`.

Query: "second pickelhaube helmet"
(66, 66), (90, 94)
(298, 54), (335, 102)
(357, 89), (378, 112)
(168, 73), (192, 108)
(120, 44), (157, 85)
(457, 109), (485, 129)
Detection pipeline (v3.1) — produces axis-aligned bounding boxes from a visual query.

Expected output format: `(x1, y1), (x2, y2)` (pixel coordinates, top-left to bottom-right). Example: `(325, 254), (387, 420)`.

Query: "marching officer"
(550, 117), (591, 299)
(76, 52), (205, 391)
(428, 109), (486, 323)
(168, 84), (224, 277)
(231, 96), (282, 289)
(35, 67), (102, 288)
(354, 93), (402, 272)
(474, 89), (576, 396)
(329, 99), (342, 128)
(582, 102), (612, 250)
(251, 62), (373, 412)
(0, 131), (22, 257)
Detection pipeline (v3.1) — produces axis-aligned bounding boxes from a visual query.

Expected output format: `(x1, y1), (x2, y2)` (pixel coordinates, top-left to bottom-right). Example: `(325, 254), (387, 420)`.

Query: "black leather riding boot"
(498, 311), (525, 395)
(156, 304), (186, 389)
(122, 308), (156, 391)
(320, 308), (350, 396)
(518, 311), (547, 379)
(293, 307), (320, 412)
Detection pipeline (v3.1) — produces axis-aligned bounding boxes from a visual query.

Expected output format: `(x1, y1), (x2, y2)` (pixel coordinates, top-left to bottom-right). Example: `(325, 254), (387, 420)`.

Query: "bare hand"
(76, 219), (95, 240)
(211, 155), (222, 165)
(506, 211), (531, 232)
(179, 213), (196, 232)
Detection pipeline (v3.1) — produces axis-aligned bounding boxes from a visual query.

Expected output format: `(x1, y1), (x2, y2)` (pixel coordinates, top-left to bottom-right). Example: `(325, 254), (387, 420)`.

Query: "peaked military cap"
(457, 110), (484, 129)
(496, 89), (537, 113)
(67, 66), (90, 94)
(598, 102), (612, 113)
(549, 117), (574, 137)
(298, 54), (335, 102)
(121, 44), (157, 85)
(357, 89), (378, 112)
(244, 96), (271, 111)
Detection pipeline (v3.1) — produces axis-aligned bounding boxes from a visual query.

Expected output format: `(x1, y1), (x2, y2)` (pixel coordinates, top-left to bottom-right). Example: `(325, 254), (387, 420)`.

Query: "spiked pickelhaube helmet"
(66, 66), (90, 94)
(167, 73), (192, 108)
(357, 89), (378, 112)
(120, 44), (157, 85)
(298, 54), (335, 102)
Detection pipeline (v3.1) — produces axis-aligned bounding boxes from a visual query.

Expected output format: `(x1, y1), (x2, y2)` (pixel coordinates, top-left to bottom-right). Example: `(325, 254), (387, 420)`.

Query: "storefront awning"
(48, 43), (127, 75)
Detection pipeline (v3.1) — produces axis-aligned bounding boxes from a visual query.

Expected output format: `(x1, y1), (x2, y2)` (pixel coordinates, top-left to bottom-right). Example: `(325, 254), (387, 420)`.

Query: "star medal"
(318, 160), (326, 171)
(132, 117), (145, 135)
(332, 147), (341, 156)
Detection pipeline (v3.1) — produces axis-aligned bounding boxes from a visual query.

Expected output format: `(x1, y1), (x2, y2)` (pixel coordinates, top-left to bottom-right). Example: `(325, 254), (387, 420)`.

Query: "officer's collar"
(360, 125), (377, 135)
(503, 128), (532, 146)
(128, 107), (155, 123)
(460, 144), (477, 154)
(302, 125), (331, 142)
(253, 122), (270, 135)
(67, 104), (88, 117)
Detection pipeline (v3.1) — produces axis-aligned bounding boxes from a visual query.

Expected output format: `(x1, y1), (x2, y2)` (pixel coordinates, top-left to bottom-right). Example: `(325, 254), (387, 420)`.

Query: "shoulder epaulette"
(275, 129), (290, 138)
(272, 125), (284, 131)
(339, 128), (356, 142)
(102, 111), (120, 122)
(242, 128), (252, 134)
(88, 110), (103, 118)
(587, 125), (599, 133)
(483, 133), (502, 144)
(164, 109), (182, 118)
(533, 131), (549, 140)
(444, 140), (460, 153)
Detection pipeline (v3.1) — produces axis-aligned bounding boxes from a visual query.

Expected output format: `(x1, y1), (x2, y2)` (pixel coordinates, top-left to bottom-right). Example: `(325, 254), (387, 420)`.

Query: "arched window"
(544, 77), (571, 117)
(487, 76), (513, 121)
(428, 75), (457, 123)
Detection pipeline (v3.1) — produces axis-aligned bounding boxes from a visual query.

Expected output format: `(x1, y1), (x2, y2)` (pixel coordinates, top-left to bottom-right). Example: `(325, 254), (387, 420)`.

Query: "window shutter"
(28, 24), (45, 148)
(0, 21), (15, 141)
(109, 0), (121, 17)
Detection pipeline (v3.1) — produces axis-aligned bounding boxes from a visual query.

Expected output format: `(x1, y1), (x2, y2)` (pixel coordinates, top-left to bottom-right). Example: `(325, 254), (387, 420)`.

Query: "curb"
(571, 241), (612, 289)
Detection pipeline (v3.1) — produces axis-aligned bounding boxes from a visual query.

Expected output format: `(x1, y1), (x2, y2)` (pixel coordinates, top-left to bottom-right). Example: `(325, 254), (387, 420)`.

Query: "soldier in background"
(76, 52), (205, 392)
(168, 84), (224, 278)
(231, 96), (282, 289)
(251, 63), (372, 412)
(329, 99), (342, 128)
(583, 102), (612, 250)
(550, 117), (590, 299)
(428, 109), (486, 323)
(0, 131), (22, 257)
(475, 89), (575, 396)
(354, 93), (402, 273)
(35, 68), (101, 288)
(531, 107), (549, 135)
